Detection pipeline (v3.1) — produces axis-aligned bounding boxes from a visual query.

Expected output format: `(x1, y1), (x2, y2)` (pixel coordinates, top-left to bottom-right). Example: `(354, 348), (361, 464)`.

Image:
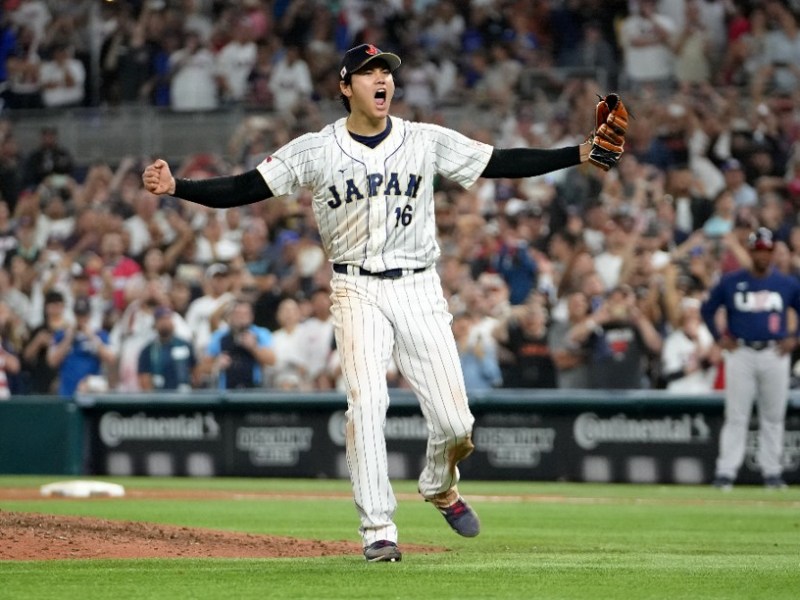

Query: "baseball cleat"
(764, 476), (788, 490)
(437, 497), (481, 537)
(712, 476), (734, 492)
(363, 540), (402, 562)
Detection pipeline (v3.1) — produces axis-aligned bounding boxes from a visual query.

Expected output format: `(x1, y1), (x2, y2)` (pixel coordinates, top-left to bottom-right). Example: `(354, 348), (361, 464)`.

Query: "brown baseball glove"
(589, 93), (629, 171)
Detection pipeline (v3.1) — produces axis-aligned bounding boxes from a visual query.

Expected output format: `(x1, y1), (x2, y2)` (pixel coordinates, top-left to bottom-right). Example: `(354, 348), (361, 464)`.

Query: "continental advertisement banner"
(80, 392), (800, 485)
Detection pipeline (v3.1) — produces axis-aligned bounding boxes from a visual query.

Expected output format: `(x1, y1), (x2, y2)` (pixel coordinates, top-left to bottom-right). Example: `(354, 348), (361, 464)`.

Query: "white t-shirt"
(268, 58), (313, 113)
(185, 292), (235, 355)
(40, 58), (85, 107)
(170, 48), (218, 111)
(216, 41), (257, 101)
(620, 14), (676, 82)
(296, 317), (335, 380)
(661, 326), (716, 393)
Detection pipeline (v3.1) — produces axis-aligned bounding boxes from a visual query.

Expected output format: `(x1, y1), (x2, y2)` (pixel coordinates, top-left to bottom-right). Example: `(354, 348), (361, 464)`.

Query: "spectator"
(201, 299), (274, 389)
(245, 41), (274, 108)
(493, 299), (557, 389)
(39, 42), (85, 108)
(168, 29), (218, 112)
(594, 213), (635, 292)
(20, 289), (65, 394)
(720, 158), (757, 209)
(266, 297), (309, 390)
(124, 188), (176, 259)
(579, 285), (663, 389)
(549, 291), (592, 389)
(98, 1), (151, 105)
(661, 297), (718, 393)
(454, 310), (502, 393)
(490, 212), (538, 305)
(0, 200), (17, 266)
(46, 296), (115, 397)
(0, 260), (29, 324)
(97, 231), (143, 314)
(0, 134), (23, 212)
(673, 0), (712, 91)
(268, 44), (312, 115)
(400, 49), (438, 112)
(750, 3), (800, 101)
(23, 126), (74, 187)
(10, 0), (51, 45)
(110, 277), (190, 392)
(0, 13), (15, 109)
(184, 262), (236, 356)
(295, 287), (334, 388)
(137, 305), (196, 392)
(0, 299), (22, 397)
(664, 164), (714, 239)
(4, 24), (42, 110)
(216, 18), (257, 104)
(240, 219), (272, 280)
(422, 0), (464, 53)
(571, 20), (619, 89)
(618, 0), (677, 93)
(192, 212), (240, 265)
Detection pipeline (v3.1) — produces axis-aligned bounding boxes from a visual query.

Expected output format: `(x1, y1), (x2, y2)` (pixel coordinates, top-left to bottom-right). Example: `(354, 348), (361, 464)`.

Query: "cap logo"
(365, 45), (379, 56)
(340, 66), (347, 78)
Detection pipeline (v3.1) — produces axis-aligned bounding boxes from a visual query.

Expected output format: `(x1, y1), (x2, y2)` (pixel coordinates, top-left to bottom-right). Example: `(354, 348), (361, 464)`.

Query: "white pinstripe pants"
(330, 268), (475, 546)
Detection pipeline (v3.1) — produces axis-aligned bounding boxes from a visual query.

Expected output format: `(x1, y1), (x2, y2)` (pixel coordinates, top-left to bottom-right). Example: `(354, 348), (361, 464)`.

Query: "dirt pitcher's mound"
(0, 510), (440, 561)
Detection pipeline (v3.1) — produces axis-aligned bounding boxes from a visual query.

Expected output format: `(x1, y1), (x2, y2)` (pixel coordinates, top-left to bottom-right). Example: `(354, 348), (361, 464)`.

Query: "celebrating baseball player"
(701, 228), (800, 491)
(142, 44), (628, 562)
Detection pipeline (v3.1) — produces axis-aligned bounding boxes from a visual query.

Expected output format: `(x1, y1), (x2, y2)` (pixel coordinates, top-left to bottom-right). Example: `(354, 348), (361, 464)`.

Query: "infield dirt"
(0, 488), (444, 560)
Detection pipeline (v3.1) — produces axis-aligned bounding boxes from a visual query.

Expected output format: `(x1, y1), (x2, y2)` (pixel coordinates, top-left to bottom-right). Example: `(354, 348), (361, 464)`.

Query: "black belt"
(738, 339), (777, 350)
(332, 263), (427, 280)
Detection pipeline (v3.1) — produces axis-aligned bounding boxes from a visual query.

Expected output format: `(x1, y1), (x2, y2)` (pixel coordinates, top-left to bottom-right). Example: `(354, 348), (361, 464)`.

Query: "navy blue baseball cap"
(339, 44), (401, 81)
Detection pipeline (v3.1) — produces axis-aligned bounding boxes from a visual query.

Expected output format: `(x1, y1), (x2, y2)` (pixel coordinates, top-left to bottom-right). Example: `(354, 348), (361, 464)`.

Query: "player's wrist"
(579, 140), (591, 163)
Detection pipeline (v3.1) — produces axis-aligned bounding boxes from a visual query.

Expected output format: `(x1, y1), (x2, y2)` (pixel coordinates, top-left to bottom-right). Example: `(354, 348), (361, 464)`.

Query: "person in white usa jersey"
(143, 44), (610, 562)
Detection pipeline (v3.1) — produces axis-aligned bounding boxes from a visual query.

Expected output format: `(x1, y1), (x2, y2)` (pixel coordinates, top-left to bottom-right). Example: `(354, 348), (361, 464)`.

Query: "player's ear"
(339, 80), (352, 97)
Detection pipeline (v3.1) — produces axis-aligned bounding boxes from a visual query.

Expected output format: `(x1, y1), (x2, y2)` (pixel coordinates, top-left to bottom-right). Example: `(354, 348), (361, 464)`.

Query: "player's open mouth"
(375, 89), (387, 108)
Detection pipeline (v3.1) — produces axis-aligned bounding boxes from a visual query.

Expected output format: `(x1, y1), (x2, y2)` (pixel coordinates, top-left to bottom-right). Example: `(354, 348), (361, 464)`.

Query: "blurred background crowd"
(2, 0), (800, 397)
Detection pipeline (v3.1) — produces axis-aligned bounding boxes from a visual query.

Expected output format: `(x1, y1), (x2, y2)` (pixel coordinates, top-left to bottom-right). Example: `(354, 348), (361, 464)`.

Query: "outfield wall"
(3, 390), (800, 484)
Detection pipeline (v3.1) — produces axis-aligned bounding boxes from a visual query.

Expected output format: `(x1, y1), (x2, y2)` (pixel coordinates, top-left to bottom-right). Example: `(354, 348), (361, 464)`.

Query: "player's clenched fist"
(142, 159), (176, 196)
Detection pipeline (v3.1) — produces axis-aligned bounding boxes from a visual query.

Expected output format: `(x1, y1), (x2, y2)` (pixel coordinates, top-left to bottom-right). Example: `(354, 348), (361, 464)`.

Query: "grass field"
(1, 476), (799, 599)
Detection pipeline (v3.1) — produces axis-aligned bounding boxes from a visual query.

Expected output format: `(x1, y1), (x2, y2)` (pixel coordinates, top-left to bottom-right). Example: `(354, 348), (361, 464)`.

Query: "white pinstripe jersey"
(256, 117), (493, 272)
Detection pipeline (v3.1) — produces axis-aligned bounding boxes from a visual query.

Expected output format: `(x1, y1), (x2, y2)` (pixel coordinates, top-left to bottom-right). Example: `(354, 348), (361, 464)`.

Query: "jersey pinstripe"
(256, 117), (493, 271)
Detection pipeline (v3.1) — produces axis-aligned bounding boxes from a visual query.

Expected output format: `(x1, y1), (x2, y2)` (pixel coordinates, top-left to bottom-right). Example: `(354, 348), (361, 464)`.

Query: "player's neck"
(346, 113), (389, 137)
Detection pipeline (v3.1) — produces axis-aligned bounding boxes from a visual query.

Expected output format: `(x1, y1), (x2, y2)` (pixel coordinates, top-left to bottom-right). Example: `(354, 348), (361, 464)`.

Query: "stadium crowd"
(2, 0), (800, 397)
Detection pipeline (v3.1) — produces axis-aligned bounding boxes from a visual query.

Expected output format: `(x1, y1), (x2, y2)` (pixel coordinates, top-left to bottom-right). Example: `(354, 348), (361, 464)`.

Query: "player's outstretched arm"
(480, 142), (591, 179)
(141, 159), (274, 208)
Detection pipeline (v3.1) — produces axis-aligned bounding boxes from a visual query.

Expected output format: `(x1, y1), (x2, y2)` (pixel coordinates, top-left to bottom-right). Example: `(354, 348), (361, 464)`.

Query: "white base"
(40, 480), (126, 498)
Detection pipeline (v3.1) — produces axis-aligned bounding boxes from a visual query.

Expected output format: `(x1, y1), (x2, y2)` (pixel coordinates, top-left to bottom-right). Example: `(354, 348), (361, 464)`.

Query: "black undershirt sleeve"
(171, 147), (579, 206)
(480, 146), (581, 179)
(173, 169), (273, 208)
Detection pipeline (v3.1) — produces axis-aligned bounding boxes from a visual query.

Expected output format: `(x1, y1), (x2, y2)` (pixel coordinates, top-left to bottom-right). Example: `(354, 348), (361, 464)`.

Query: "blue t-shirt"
(52, 329), (110, 396)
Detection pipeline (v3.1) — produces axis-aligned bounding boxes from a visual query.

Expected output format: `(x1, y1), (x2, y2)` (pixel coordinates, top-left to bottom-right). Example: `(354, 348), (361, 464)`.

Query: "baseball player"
(701, 228), (800, 491)
(143, 44), (624, 562)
